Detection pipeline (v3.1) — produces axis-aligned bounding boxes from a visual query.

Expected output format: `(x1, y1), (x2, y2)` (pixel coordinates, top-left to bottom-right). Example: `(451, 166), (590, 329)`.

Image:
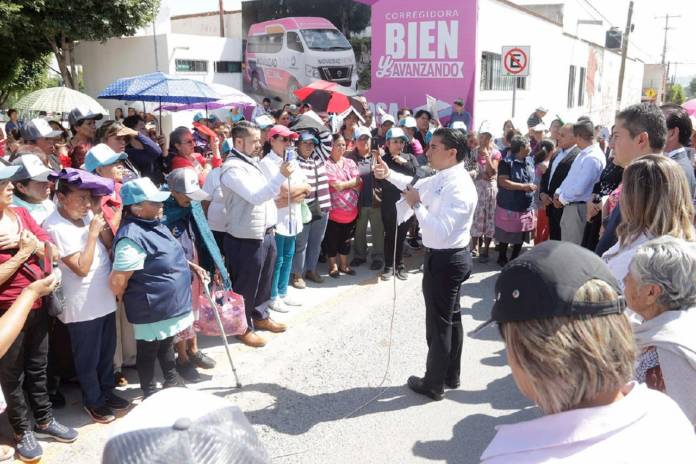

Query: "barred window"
(214, 61), (242, 73)
(480, 52), (527, 91)
(567, 65), (576, 108)
(175, 59), (208, 73)
(578, 67), (586, 107)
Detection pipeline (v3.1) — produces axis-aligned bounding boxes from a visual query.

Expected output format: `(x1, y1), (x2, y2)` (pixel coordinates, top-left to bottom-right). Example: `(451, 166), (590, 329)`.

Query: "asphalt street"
(1, 250), (539, 463)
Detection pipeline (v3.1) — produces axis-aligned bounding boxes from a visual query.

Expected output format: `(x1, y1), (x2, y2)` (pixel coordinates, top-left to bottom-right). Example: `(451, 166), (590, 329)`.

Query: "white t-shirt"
(43, 210), (117, 324)
(259, 151), (307, 237)
(202, 167), (226, 233)
(12, 196), (56, 226)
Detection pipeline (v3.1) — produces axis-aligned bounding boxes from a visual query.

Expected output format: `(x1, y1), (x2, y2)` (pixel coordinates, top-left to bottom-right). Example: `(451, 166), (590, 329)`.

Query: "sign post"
(501, 46), (530, 118)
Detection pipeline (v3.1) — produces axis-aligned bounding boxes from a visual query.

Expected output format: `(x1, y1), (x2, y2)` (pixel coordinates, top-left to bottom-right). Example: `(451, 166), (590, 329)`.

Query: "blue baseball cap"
(353, 126), (372, 141)
(121, 178), (170, 206)
(0, 165), (21, 181)
(385, 127), (409, 142)
(298, 132), (319, 145)
(84, 144), (128, 172)
(193, 112), (207, 123)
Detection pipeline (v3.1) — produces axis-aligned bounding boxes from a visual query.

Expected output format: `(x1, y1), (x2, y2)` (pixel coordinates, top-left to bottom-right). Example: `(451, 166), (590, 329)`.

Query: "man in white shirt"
(374, 128), (477, 400)
(219, 121), (294, 348)
(554, 119), (606, 245)
(661, 104), (696, 197)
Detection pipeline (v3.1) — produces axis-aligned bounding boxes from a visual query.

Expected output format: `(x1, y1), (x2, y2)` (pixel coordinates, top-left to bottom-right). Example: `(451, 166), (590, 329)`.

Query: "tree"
(0, 54), (51, 107)
(666, 83), (686, 105)
(242, 0), (371, 38)
(3, 0), (160, 90)
(689, 78), (696, 98)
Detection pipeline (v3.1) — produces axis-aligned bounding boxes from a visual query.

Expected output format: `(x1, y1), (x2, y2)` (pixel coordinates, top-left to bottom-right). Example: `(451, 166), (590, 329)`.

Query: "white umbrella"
(14, 87), (107, 115)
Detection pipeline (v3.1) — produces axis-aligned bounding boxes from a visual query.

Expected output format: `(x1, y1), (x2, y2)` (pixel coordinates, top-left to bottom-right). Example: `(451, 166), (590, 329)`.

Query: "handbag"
(300, 200), (312, 224)
(194, 284), (248, 337)
(22, 262), (64, 317)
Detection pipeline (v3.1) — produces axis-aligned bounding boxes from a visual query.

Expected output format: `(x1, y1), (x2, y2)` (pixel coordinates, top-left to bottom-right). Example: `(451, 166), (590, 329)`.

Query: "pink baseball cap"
(268, 125), (299, 140)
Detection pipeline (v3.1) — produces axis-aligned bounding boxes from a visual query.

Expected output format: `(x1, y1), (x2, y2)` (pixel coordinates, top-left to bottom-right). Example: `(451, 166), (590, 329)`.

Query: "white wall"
(171, 12), (243, 40)
(475, 0), (643, 132)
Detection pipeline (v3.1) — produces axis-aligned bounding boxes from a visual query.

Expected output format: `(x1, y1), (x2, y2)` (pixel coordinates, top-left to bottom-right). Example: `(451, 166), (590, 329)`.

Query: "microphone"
(408, 171), (422, 188)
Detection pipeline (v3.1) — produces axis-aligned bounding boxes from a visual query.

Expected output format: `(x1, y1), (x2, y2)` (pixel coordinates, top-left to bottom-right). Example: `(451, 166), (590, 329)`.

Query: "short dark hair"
(331, 133), (345, 143)
(169, 126), (191, 149)
(510, 135), (529, 155)
(263, 97), (271, 104)
(533, 139), (556, 165)
(7, 109), (17, 117)
(432, 128), (469, 162)
(122, 115), (143, 129)
(397, 107), (412, 119)
(415, 109), (432, 120)
(231, 121), (259, 143)
(661, 103), (693, 147)
(573, 119), (595, 141)
(616, 103), (667, 151)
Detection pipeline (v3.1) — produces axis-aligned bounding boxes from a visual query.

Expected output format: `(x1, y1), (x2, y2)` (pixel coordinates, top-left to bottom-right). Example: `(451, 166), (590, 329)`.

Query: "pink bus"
(245, 17), (358, 101)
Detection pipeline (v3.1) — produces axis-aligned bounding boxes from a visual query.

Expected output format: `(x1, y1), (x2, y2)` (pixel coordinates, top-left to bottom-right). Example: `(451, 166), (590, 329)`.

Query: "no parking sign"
(501, 46), (530, 77)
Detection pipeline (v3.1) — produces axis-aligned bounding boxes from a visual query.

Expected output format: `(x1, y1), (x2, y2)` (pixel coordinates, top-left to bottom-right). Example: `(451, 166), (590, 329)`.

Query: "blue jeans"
(292, 212), (329, 276)
(66, 312), (116, 408)
(272, 234), (296, 299)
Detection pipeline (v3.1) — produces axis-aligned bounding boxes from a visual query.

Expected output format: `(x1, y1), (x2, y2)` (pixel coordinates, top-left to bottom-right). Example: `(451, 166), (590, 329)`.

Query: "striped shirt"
(297, 150), (331, 212)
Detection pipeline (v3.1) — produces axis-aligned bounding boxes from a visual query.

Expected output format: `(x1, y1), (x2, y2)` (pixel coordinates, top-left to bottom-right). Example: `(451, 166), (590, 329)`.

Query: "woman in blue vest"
(108, 178), (208, 398)
(494, 135), (538, 267)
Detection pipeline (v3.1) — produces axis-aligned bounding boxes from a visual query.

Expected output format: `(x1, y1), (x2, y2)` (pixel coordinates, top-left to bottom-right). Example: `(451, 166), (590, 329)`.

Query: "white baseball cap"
(11, 154), (53, 182)
(20, 118), (63, 141)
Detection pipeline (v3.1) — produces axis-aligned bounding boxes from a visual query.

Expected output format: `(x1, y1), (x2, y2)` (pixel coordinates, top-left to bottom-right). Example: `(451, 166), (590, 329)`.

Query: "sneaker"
(370, 260), (383, 271)
(14, 432), (42, 462)
(268, 298), (289, 313)
(105, 392), (131, 411)
(176, 359), (201, 383)
(396, 266), (408, 280)
(350, 257), (366, 267)
(188, 350), (216, 369)
(381, 268), (393, 281)
(282, 296), (303, 307)
(291, 274), (306, 289)
(82, 405), (116, 424)
(34, 418), (78, 442)
(163, 377), (187, 389)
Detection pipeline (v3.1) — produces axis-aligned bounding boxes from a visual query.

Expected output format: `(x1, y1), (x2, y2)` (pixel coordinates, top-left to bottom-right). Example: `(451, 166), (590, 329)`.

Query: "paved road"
(1, 251), (538, 463)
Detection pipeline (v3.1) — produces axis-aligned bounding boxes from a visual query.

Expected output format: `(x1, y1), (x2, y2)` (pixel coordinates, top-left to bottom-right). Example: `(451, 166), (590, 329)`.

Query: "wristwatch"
(412, 201), (422, 209)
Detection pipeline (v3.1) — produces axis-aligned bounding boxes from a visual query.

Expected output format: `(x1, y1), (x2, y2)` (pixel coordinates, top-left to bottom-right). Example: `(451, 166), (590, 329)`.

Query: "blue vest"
(114, 215), (192, 325)
(497, 155), (536, 212)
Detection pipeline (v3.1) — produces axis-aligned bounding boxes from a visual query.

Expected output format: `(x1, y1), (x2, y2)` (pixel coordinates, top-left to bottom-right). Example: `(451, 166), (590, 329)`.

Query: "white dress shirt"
(481, 382), (696, 463)
(220, 151), (284, 231)
(546, 144), (576, 189)
(556, 144), (606, 205)
(384, 162), (478, 249)
(259, 150), (308, 237)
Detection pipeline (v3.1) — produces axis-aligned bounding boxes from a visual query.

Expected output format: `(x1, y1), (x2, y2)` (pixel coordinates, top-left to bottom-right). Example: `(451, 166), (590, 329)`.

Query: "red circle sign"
(503, 48), (528, 75)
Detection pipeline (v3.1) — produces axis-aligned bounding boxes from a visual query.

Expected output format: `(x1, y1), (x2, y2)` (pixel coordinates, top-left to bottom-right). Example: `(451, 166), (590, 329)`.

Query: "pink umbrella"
(683, 99), (696, 116)
(156, 83), (256, 112)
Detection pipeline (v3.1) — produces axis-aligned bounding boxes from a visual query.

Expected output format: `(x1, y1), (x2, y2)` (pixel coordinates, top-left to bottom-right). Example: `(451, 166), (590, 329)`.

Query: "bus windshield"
(300, 29), (352, 51)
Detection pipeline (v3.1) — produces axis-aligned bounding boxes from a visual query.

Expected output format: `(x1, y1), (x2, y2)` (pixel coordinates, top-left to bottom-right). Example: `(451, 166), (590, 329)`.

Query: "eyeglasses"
(180, 139), (195, 145)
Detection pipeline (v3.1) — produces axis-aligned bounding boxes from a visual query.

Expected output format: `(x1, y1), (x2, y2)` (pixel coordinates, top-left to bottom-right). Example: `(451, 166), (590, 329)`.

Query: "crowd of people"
(1, 94), (696, 462)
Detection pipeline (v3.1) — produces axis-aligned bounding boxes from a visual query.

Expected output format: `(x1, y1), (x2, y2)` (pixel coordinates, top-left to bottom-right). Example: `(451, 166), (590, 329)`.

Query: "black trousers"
(0, 309), (52, 434)
(382, 203), (412, 269)
(136, 336), (177, 398)
(546, 205), (563, 241)
(324, 219), (356, 257)
(224, 232), (276, 325)
(581, 213), (602, 251)
(422, 248), (472, 390)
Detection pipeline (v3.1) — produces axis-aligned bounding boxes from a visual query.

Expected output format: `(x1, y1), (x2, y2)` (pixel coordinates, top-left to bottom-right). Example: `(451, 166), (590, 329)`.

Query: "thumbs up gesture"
(373, 154), (391, 180)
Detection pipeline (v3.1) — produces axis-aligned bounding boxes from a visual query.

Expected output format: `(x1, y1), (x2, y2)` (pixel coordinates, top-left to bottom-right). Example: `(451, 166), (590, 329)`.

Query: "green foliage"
(666, 83), (686, 105)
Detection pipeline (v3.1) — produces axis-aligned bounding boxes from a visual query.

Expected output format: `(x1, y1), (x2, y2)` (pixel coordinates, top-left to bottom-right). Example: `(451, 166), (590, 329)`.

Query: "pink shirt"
(325, 157), (360, 224)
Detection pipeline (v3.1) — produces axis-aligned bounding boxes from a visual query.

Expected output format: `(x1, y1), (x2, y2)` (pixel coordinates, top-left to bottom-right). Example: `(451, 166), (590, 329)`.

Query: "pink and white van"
(245, 17), (358, 101)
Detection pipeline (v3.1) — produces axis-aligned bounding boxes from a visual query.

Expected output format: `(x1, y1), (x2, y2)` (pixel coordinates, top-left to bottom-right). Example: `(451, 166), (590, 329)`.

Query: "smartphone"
(371, 138), (378, 151)
(285, 149), (296, 162)
(44, 242), (53, 274)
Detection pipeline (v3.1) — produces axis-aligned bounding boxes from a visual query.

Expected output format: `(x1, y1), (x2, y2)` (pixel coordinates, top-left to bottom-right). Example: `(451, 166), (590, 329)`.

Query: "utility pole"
(219, 0), (226, 37)
(616, 1), (633, 107)
(656, 14), (681, 65)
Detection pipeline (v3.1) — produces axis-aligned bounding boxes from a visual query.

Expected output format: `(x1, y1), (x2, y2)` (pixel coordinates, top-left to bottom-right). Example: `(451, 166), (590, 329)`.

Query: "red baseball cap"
(268, 125), (299, 140)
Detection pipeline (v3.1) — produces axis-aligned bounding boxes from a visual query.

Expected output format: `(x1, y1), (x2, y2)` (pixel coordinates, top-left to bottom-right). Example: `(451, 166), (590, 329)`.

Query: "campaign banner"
(356, 0), (477, 125)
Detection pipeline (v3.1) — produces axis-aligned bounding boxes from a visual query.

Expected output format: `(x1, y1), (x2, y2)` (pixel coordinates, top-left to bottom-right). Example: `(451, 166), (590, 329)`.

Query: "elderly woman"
(167, 127), (209, 186)
(495, 135), (537, 266)
(623, 236), (696, 425)
(479, 241), (696, 463)
(602, 155), (695, 291)
(109, 178), (207, 398)
(470, 129), (501, 262)
(324, 134), (361, 278)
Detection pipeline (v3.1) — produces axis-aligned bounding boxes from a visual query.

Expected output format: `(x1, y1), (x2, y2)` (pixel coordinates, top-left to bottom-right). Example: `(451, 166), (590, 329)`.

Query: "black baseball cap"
(473, 241), (625, 334)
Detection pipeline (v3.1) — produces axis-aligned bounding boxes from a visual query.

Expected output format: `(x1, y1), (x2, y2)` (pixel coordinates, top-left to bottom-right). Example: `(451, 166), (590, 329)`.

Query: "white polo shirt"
(481, 382), (696, 463)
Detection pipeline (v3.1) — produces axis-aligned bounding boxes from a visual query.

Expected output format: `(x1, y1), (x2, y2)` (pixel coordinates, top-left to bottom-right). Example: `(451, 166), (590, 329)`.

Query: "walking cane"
(201, 276), (242, 388)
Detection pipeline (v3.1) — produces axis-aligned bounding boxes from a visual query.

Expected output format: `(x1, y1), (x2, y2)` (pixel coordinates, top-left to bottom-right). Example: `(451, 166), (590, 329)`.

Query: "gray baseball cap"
(20, 118), (63, 141)
(166, 168), (209, 201)
(11, 154), (53, 182)
(68, 107), (103, 127)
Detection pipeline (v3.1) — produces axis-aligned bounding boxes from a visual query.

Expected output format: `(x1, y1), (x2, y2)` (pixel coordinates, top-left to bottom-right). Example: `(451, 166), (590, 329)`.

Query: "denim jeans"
(292, 212), (329, 276)
(272, 233), (296, 299)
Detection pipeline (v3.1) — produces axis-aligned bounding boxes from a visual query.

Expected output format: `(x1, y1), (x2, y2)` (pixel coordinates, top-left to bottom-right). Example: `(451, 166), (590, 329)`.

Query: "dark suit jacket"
(540, 146), (581, 197)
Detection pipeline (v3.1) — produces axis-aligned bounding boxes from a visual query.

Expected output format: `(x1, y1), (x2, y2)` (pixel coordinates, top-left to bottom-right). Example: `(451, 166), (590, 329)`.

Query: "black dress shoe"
(407, 376), (444, 401)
